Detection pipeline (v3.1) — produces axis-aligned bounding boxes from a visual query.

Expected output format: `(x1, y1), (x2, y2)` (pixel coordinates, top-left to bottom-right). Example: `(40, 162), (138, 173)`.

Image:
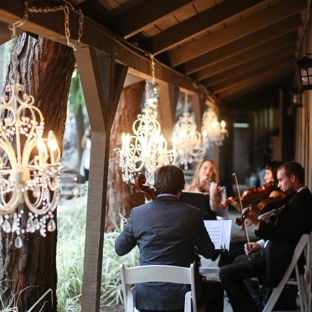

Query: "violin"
(219, 181), (275, 208)
(235, 188), (295, 226)
(134, 174), (158, 201)
(197, 179), (226, 194)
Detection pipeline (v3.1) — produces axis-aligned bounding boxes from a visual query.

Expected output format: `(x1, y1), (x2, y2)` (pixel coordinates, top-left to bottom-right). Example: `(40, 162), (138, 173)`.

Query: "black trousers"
(198, 279), (224, 312)
(140, 280), (224, 312)
(219, 253), (262, 312)
(219, 253), (298, 312)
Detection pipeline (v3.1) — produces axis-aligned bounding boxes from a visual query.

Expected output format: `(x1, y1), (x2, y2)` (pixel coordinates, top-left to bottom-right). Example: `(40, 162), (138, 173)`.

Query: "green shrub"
(57, 195), (139, 311)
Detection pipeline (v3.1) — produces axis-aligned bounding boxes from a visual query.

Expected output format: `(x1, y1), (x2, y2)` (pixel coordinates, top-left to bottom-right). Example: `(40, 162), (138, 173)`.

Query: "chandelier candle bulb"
(37, 137), (46, 166)
(47, 131), (57, 165)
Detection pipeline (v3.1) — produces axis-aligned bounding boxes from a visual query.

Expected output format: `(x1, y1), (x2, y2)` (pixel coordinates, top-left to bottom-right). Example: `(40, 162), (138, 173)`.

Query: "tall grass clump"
(57, 194), (139, 311)
(0, 286), (52, 312)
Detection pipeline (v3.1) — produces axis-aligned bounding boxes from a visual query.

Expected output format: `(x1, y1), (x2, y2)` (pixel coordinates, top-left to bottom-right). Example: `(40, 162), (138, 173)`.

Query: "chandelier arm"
(23, 190), (55, 215)
(0, 139), (18, 170)
(0, 180), (23, 214)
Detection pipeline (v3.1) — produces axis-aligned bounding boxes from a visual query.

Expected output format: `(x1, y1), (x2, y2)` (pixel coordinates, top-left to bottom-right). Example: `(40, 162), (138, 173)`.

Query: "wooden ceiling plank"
(220, 71), (293, 102)
(96, 0), (121, 10)
(0, 0), (214, 98)
(215, 61), (294, 95)
(203, 44), (297, 87)
(106, 0), (195, 39)
(169, 0), (306, 66)
(183, 15), (301, 75)
(212, 55), (295, 93)
(195, 37), (297, 81)
(140, 0), (263, 55)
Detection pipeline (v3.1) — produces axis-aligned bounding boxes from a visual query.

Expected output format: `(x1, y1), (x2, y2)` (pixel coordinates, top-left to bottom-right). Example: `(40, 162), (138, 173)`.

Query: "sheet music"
(204, 220), (232, 251)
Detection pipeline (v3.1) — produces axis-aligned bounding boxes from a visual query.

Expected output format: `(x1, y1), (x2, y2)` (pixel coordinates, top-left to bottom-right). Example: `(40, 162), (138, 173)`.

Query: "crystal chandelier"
(115, 56), (176, 186)
(0, 27), (62, 248)
(173, 94), (206, 170)
(201, 108), (228, 146)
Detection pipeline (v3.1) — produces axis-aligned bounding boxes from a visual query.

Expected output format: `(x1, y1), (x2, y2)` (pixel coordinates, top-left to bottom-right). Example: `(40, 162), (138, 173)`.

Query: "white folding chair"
(262, 234), (310, 312)
(120, 263), (197, 312)
(305, 232), (312, 312)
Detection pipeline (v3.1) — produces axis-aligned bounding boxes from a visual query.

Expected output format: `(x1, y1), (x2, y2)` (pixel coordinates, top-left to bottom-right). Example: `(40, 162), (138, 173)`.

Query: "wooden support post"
(191, 93), (205, 134)
(74, 47), (128, 312)
(157, 81), (179, 147)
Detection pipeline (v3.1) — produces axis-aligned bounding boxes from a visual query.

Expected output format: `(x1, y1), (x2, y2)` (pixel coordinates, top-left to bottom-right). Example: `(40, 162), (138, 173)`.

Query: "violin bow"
(232, 173), (251, 258)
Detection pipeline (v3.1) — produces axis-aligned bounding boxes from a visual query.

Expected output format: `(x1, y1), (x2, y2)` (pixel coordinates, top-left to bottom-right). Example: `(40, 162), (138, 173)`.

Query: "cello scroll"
(134, 174), (158, 201)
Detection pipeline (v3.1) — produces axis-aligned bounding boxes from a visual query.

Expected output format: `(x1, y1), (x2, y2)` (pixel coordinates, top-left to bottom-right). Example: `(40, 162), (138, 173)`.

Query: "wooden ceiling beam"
(195, 36), (297, 81)
(106, 0), (195, 39)
(140, 0), (263, 55)
(203, 45), (297, 87)
(169, 0), (306, 66)
(0, 21), (24, 44)
(216, 62), (294, 98)
(183, 15), (302, 75)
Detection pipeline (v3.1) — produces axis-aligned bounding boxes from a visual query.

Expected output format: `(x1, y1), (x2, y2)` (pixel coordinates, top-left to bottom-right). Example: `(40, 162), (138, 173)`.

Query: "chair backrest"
(120, 263), (197, 312)
(306, 232), (312, 312)
(263, 233), (310, 312)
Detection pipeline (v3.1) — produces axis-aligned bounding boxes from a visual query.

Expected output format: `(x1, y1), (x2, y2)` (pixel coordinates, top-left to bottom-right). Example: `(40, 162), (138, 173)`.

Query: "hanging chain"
(145, 79), (150, 107)
(149, 53), (155, 84)
(184, 93), (188, 111)
(10, 1), (84, 51)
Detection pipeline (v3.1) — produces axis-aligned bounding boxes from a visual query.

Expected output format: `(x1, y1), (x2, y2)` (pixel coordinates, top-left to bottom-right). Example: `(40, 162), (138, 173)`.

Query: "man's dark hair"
(154, 165), (185, 195)
(278, 161), (305, 184)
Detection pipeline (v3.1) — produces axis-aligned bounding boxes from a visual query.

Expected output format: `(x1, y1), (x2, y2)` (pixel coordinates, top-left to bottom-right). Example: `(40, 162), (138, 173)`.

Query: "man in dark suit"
(219, 161), (312, 312)
(115, 164), (224, 312)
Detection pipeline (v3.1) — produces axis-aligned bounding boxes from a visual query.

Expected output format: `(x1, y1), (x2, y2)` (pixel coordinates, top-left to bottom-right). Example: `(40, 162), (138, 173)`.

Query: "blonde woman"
(186, 158), (222, 220)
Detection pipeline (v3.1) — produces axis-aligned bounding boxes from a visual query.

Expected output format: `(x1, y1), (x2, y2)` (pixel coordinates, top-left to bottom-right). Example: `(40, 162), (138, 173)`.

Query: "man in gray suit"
(115, 165), (224, 312)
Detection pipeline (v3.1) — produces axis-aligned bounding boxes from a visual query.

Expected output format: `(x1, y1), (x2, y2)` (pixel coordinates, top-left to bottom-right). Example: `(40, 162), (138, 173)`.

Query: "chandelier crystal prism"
(0, 37), (61, 248)
(173, 94), (206, 170)
(201, 108), (228, 146)
(115, 79), (176, 186)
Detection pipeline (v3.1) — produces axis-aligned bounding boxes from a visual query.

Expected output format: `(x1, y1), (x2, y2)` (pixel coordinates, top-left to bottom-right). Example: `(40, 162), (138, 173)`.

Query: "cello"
(134, 173), (158, 200)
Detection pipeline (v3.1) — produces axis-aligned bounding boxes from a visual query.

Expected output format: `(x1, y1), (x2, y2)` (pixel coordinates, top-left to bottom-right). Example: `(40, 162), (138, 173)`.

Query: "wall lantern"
(290, 88), (302, 107)
(297, 56), (312, 91)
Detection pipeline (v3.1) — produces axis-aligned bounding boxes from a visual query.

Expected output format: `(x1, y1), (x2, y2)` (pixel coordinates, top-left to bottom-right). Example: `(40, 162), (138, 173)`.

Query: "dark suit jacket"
(115, 195), (215, 310)
(255, 188), (312, 286)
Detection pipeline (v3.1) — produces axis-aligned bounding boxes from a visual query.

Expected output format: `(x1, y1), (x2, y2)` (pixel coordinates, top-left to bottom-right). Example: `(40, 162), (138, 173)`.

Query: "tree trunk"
(0, 33), (75, 312)
(107, 81), (146, 231)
